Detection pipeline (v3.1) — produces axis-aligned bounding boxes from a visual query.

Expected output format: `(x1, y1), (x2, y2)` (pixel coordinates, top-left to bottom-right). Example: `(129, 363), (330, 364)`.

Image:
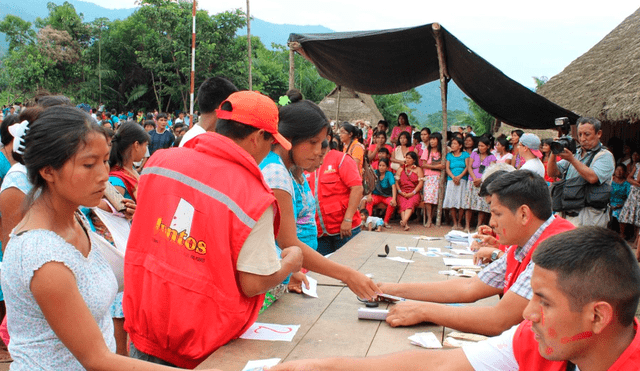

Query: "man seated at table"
(271, 227), (640, 371)
(379, 170), (575, 336)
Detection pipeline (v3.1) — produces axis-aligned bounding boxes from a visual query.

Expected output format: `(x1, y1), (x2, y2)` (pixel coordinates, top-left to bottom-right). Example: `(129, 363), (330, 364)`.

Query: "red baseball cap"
(216, 91), (291, 150)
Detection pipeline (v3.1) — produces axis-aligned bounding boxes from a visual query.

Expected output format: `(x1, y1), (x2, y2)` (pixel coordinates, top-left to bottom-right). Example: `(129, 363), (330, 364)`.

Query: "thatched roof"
(318, 87), (384, 124)
(537, 7), (640, 124)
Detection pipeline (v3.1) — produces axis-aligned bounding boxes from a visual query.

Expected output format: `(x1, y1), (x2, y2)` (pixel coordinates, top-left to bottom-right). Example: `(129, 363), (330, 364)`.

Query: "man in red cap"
(124, 91), (303, 368)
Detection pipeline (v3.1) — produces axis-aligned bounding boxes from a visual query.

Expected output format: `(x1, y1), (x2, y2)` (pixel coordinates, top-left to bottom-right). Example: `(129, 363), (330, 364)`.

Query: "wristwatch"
(490, 250), (501, 262)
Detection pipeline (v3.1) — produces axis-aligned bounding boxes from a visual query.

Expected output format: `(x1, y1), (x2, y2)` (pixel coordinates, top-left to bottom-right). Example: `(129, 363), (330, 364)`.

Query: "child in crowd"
(359, 209), (384, 232)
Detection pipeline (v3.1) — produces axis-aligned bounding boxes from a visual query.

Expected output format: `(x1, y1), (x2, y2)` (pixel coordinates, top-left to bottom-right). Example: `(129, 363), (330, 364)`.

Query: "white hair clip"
(8, 120), (29, 155)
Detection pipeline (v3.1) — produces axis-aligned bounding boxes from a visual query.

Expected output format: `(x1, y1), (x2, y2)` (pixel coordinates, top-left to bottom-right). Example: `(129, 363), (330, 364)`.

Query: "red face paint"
(560, 331), (593, 344)
(502, 228), (506, 236)
(545, 346), (553, 355)
(548, 328), (556, 338)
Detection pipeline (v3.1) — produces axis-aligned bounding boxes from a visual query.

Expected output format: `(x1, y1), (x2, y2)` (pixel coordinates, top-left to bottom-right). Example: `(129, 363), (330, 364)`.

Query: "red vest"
(308, 150), (362, 236)
(123, 133), (279, 369)
(513, 319), (640, 370)
(504, 217), (575, 293)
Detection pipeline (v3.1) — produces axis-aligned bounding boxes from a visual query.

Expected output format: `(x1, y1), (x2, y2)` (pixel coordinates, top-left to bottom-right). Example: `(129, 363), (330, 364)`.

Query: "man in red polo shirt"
(380, 170), (574, 336)
(271, 227), (640, 371)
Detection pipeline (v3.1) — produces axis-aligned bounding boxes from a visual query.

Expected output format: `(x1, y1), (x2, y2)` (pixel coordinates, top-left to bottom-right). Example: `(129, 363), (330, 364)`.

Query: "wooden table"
(197, 231), (496, 370)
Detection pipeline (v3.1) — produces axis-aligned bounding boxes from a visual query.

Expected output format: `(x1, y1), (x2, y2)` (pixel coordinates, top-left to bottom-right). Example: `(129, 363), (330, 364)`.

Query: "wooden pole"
(432, 23), (450, 227)
(335, 86), (342, 124)
(189, 0), (196, 128)
(247, 0), (252, 90)
(289, 46), (295, 90)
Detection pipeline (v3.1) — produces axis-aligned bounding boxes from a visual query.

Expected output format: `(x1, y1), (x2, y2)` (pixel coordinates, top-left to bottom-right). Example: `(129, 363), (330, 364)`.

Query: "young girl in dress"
(1, 106), (220, 371)
(443, 136), (469, 230)
(390, 131), (413, 172)
(421, 132), (443, 228)
(509, 129), (524, 168)
(493, 136), (513, 164)
(395, 151), (424, 231)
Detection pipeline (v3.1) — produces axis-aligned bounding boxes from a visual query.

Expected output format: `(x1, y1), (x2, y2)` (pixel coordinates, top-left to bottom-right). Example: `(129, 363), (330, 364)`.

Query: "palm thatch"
(537, 7), (640, 125)
(318, 86), (384, 124)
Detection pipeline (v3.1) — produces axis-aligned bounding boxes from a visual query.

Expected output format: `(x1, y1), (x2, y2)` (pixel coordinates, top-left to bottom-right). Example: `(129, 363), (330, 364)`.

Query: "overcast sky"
(86, 0), (639, 88)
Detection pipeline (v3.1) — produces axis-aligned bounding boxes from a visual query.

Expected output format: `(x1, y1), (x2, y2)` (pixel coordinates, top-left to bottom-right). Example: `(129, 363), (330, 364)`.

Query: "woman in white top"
(1, 105), (220, 371)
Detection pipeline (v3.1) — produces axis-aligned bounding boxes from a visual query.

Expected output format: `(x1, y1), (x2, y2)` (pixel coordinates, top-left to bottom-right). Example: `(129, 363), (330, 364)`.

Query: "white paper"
(395, 246), (408, 252)
(427, 247), (441, 252)
(409, 247), (425, 252)
(92, 207), (130, 253)
(416, 236), (438, 241)
(239, 323), (300, 342)
(450, 241), (470, 246)
(418, 251), (439, 257)
(241, 358), (281, 371)
(438, 270), (460, 276)
(408, 332), (442, 348)
(451, 249), (475, 256)
(301, 275), (318, 298)
(386, 256), (414, 263)
(443, 258), (478, 267)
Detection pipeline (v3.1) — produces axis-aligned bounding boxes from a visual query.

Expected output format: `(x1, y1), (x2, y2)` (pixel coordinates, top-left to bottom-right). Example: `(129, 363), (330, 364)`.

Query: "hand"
(344, 269), (379, 301)
(365, 194), (373, 203)
(558, 148), (575, 161)
(473, 247), (499, 265)
(340, 219), (353, 238)
(376, 282), (400, 296)
(268, 359), (323, 371)
(287, 271), (309, 294)
(476, 225), (495, 237)
(386, 301), (429, 327)
(122, 199), (136, 220)
(389, 199), (397, 207)
(281, 246), (304, 274)
(469, 233), (499, 252)
(453, 176), (460, 185)
(473, 178), (482, 187)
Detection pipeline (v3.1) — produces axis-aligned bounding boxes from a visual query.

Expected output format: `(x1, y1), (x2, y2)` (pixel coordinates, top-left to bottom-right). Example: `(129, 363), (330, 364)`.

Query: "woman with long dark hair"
(1, 106), (213, 370)
(390, 131), (413, 172)
(260, 96), (379, 300)
(339, 122), (365, 174)
(390, 112), (411, 145)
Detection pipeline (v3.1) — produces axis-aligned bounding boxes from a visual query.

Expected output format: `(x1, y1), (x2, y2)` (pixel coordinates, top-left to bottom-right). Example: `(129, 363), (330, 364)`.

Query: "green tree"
(533, 76), (548, 92)
(372, 89), (422, 128)
(463, 97), (494, 135)
(0, 15), (36, 51)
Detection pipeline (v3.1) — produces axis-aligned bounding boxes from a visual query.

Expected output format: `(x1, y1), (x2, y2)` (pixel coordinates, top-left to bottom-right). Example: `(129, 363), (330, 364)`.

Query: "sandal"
(404, 224), (410, 231)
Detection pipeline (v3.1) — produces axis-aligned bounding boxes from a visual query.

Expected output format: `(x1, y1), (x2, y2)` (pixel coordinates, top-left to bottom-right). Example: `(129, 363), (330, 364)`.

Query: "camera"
(550, 136), (577, 154)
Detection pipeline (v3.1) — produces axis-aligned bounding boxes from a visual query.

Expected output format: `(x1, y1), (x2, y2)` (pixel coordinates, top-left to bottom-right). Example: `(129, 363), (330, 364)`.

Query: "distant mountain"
(238, 18), (333, 49)
(0, 0), (469, 118)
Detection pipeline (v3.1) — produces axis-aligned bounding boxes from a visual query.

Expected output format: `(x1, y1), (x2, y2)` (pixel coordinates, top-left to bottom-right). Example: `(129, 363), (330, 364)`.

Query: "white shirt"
(178, 124), (206, 148)
(520, 158), (545, 178)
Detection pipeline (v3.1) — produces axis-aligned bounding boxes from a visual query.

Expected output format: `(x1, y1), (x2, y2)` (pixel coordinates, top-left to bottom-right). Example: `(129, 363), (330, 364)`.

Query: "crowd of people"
(0, 78), (637, 371)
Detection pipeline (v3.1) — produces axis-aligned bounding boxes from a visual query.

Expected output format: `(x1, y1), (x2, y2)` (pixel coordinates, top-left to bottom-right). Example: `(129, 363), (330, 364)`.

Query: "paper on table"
(409, 247), (425, 252)
(414, 236), (441, 240)
(386, 256), (414, 263)
(396, 246), (408, 252)
(418, 251), (439, 257)
(451, 249), (475, 256)
(408, 332), (442, 348)
(241, 358), (281, 371)
(301, 275), (318, 298)
(239, 323), (300, 342)
(443, 258), (479, 267)
(427, 247), (441, 252)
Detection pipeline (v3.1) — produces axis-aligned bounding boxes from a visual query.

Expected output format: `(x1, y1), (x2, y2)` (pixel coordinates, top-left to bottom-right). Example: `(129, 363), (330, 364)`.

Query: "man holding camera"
(547, 117), (614, 227)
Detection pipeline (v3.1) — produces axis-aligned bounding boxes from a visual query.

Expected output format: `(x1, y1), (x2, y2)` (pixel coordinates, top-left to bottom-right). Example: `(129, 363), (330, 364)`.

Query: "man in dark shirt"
(148, 112), (175, 155)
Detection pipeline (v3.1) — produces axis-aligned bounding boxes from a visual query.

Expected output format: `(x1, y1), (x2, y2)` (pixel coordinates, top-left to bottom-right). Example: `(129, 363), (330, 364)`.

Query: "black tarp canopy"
(288, 24), (579, 130)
